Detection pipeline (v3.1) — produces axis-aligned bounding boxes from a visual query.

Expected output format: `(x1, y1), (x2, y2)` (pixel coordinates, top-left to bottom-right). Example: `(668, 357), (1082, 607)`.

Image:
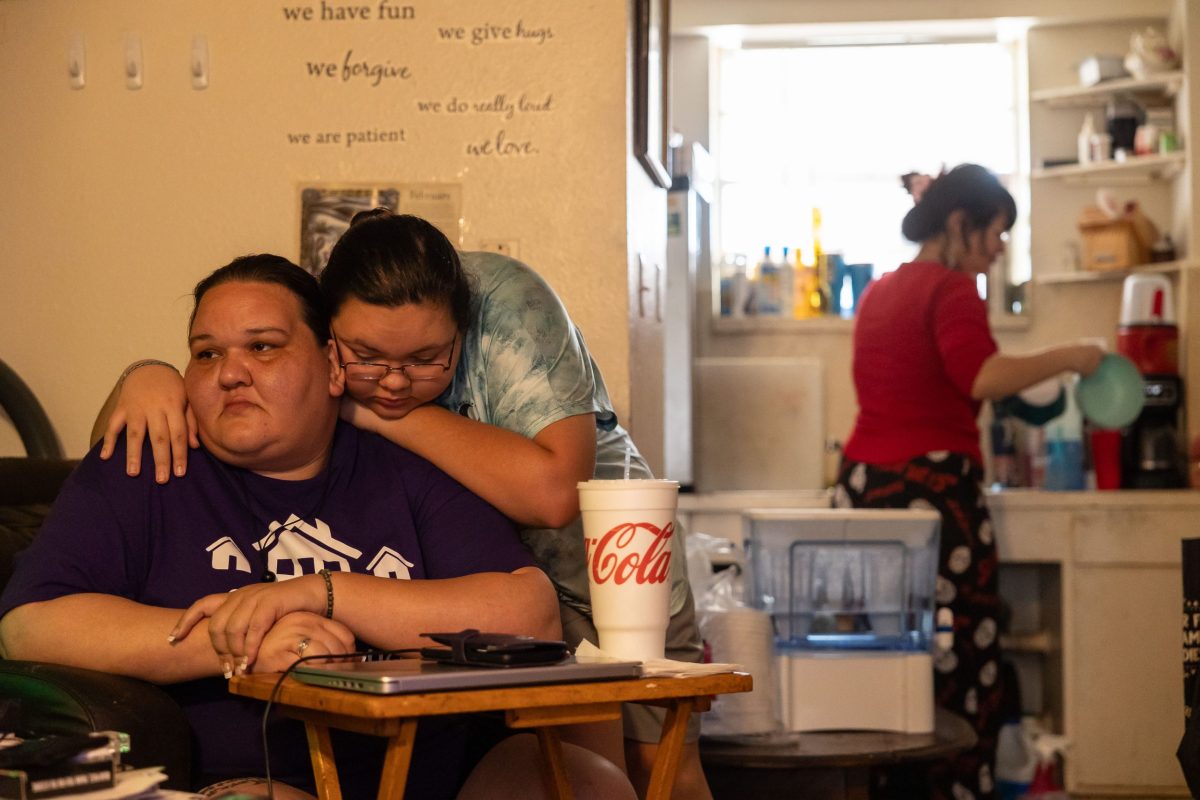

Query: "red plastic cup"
(1091, 429), (1123, 490)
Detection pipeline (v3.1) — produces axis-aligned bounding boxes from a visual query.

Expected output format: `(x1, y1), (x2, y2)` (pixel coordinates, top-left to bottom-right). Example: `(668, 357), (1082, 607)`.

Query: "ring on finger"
(297, 637), (311, 656)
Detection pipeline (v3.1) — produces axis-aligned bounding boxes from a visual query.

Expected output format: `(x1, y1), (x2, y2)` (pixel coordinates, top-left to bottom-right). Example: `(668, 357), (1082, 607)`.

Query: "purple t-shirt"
(0, 421), (534, 797)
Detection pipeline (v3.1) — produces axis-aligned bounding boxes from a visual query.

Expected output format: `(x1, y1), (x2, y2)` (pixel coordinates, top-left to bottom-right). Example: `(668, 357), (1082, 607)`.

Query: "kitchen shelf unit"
(1035, 257), (1190, 285)
(1030, 69), (1184, 108)
(1023, 14), (1198, 797)
(1032, 149), (1185, 182)
(1025, 16), (1192, 346)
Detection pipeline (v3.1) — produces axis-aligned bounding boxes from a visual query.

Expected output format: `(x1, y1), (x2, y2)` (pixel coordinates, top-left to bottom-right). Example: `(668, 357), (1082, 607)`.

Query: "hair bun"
(899, 163), (1015, 244)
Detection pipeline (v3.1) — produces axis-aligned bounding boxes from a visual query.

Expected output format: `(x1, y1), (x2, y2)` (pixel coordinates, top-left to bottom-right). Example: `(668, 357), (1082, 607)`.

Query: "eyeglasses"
(335, 331), (457, 383)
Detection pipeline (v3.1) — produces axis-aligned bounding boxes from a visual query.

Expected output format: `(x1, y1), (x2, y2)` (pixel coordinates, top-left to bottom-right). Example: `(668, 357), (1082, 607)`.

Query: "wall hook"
(124, 33), (142, 90)
(191, 34), (208, 90)
(68, 34), (85, 89)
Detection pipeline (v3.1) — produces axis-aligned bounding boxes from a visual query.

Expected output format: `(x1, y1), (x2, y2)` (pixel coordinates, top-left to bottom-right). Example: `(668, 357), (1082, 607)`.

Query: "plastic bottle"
(989, 404), (1019, 489)
(1043, 377), (1085, 491)
(1152, 234), (1177, 263)
(793, 248), (818, 319)
(807, 207), (830, 315)
(718, 256), (736, 317)
(1078, 113), (1096, 165)
(779, 246), (795, 319)
(756, 246), (781, 315)
(730, 255), (749, 319)
(1023, 734), (1071, 798)
(995, 718), (1037, 800)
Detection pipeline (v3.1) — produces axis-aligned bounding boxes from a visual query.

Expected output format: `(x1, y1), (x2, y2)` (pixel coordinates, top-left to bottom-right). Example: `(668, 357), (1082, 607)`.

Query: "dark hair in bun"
(900, 163), (1016, 243)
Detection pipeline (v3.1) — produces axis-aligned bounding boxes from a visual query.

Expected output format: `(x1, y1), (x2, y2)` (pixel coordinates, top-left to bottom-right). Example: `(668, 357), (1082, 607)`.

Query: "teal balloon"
(1075, 354), (1145, 429)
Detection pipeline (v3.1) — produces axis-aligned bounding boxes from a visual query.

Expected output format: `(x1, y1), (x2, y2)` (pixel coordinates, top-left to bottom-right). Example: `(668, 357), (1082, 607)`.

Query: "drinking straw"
(623, 445), (632, 480)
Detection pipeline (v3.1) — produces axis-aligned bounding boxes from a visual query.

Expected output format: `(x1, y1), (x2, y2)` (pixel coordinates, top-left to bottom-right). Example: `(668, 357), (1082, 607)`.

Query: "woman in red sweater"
(837, 164), (1102, 800)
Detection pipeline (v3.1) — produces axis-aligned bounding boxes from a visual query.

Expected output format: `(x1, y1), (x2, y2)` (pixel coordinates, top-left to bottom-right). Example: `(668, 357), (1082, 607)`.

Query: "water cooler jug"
(744, 508), (940, 734)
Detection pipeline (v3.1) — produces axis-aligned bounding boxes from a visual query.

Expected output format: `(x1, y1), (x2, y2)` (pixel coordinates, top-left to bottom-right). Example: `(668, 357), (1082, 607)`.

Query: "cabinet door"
(1070, 564), (1187, 795)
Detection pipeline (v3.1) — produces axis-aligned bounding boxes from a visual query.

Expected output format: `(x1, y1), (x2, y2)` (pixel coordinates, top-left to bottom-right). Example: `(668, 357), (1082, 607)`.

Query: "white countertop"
(678, 488), (1200, 564)
(679, 487), (1200, 512)
(986, 487), (1200, 509)
(677, 490), (831, 512)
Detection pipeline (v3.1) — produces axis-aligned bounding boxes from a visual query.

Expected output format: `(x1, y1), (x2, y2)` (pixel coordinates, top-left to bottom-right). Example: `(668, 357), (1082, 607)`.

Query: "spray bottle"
(995, 717), (1037, 800)
(1023, 734), (1070, 799)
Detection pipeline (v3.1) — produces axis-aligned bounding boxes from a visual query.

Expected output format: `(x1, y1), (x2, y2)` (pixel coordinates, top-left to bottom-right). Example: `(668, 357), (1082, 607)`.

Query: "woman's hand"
(170, 575), (329, 676)
(253, 611), (356, 674)
(98, 364), (197, 483)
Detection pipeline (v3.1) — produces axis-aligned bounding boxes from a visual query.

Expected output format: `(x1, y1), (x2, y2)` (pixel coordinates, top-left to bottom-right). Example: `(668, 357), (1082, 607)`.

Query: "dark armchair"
(0, 361), (193, 789)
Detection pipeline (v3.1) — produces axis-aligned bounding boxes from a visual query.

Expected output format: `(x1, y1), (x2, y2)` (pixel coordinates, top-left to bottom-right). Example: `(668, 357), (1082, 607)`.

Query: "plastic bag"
(1125, 27), (1180, 80)
(688, 532), (780, 736)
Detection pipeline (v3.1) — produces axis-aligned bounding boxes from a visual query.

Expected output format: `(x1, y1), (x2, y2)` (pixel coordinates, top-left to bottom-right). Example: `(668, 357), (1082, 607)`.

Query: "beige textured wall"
(0, 0), (633, 458)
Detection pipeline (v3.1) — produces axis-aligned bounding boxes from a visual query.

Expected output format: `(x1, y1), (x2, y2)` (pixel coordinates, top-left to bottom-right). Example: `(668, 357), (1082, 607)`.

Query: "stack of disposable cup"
(578, 479), (679, 662)
(699, 607), (779, 736)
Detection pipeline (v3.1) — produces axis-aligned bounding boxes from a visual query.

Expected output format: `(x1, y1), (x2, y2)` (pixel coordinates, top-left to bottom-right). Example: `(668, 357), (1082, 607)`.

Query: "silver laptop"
(291, 655), (642, 695)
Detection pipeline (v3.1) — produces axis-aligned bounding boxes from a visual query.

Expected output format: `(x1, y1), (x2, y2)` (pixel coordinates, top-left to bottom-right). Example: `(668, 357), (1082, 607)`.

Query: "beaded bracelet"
(119, 358), (177, 386)
(318, 568), (334, 618)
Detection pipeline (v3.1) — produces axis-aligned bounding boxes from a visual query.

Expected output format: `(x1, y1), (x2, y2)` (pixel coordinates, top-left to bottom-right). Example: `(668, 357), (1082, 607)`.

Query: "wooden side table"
(700, 708), (978, 800)
(230, 669), (751, 800)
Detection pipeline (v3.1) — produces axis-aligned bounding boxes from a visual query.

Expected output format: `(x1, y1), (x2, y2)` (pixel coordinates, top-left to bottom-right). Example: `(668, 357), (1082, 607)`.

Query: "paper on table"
(37, 766), (174, 800)
(575, 639), (743, 677)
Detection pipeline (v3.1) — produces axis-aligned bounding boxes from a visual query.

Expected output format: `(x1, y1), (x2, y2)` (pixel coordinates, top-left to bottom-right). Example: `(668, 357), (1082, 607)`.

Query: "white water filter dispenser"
(744, 508), (941, 733)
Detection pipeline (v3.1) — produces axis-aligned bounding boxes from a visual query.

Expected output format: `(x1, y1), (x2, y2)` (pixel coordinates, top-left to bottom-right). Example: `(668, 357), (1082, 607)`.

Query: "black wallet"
(420, 629), (569, 668)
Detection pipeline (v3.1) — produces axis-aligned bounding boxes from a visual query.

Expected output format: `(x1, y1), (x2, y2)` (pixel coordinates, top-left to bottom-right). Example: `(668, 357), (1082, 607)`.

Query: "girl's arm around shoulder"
(331, 567), (562, 648)
(358, 401), (596, 529)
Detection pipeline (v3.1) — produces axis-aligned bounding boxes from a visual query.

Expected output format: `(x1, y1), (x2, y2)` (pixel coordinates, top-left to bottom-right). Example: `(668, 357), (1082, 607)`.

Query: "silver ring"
(297, 637), (310, 656)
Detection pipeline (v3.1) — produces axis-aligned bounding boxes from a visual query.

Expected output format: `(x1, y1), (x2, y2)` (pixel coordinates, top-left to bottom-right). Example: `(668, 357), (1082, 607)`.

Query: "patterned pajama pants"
(836, 451), (1003, 800)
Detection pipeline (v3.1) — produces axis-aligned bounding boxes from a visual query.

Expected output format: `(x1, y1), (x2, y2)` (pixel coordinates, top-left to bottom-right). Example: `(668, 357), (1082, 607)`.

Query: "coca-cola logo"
(586, 521), (673, 585)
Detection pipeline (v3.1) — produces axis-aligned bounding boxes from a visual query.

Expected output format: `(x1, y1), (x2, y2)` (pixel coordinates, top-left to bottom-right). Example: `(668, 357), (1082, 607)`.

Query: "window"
(714, 37), (1026, 313)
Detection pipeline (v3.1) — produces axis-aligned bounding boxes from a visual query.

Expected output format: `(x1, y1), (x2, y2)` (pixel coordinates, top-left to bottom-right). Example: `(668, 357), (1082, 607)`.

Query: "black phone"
(420, 629), (569, 668)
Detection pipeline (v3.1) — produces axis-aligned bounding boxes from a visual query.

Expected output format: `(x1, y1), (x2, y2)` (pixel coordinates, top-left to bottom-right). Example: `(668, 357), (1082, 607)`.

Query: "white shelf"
(1032, 150), (1185, 183)
(1036, 259), (1189, 285)
(1031, 71), (1184, 108)
(711, 312), (1030, 333)
(711, 315), (854, 334)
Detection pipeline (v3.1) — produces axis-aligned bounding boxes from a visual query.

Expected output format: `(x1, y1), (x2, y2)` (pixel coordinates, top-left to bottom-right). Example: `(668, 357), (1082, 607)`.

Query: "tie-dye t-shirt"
(438, 251), (689, 617)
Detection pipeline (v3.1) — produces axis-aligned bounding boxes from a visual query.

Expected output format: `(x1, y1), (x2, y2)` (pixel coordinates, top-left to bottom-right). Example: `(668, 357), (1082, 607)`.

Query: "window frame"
(709, 34), (1030, 320)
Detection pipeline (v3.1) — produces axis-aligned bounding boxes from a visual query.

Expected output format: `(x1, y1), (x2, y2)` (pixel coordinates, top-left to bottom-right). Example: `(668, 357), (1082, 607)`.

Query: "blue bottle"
(1043, 378), (1085, 491)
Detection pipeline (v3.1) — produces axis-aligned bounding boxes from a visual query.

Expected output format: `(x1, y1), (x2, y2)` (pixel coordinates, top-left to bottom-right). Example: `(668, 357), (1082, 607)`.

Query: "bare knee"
(459, 733), (636, 800)
(625, 740), (712, 800)
(197, 779), (315, 799)
(561, 719), (627, 773)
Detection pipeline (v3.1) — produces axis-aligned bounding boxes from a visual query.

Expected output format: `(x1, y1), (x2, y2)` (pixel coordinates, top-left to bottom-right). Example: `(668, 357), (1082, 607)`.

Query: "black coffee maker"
(1116, 274), (1186, 488)
(1123, 374), (1185, 488)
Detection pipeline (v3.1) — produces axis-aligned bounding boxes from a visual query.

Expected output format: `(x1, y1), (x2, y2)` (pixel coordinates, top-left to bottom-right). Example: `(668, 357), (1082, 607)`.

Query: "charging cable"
(259, 648), (421, 799)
